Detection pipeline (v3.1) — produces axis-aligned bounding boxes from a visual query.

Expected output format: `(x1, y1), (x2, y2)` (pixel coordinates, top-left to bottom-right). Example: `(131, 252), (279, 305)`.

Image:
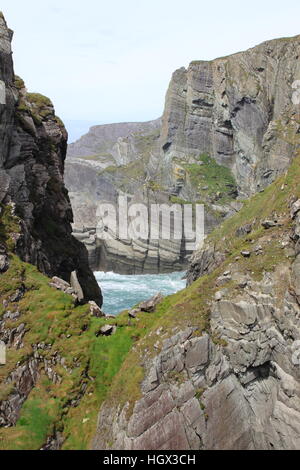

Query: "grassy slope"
(0, 207), (165, 449)
(0, 251), (167, 449)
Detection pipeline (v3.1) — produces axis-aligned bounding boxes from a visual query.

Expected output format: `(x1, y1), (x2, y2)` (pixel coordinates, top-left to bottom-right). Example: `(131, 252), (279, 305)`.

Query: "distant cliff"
(67, 119), (162, 165)
(66, 34), (300, 275)
(65, 123), (238, 274)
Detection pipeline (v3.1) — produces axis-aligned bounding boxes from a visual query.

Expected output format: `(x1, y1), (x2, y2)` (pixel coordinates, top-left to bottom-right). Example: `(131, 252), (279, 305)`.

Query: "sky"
(1, 0), (300, 142)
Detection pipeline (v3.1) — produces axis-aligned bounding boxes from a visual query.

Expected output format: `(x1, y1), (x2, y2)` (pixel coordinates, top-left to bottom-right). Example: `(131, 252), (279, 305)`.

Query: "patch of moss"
(54, 116), (64, 128)
(0, 203), (20, 251)
(183, 153), (237, 203)
(14, 76), (25, 90)
(26, 93), (53, 109)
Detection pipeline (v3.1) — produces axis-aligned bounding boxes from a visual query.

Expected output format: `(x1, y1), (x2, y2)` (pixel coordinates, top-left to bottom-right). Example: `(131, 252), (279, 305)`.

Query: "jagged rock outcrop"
(0, 357), (40, 427)
(160, 35), (300, 197)
(0, 14), (102, 305)
(64, 161), (197, 274)
(186, 243), (226, 285)
(93, 148), (300, 449)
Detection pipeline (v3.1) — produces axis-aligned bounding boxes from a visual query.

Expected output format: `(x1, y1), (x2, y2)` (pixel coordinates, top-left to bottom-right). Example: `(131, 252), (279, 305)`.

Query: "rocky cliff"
(91, 36), (300, 450)
(66, 34), (300, 275)
(65, 120), (238, 274)
(67, 119), (162, 166)
(2, 11), (300, 449)
(93, 150), (300, 450)
(0, 13), (106, 449)
(160, 35), (300, 197)
(0, 14), (102, 306)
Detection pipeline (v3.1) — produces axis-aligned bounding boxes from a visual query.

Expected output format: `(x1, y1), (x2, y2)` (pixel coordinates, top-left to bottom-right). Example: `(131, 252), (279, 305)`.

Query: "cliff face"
(67, 119), (162, 166)
(94, 152), (300, 450)
(65, 121), (238, 274)
(0, 14), (102, 306)
(92, 36), (300, 450)
(65, 119), (197, 274)
(0, 14), (107, 449)
(66, 35), (300, 275)
(160, 35), (300, 197)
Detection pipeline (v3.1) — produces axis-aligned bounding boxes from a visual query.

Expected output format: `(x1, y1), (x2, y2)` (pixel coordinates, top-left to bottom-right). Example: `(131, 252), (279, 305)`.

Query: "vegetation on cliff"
(96, 150), (300, 428)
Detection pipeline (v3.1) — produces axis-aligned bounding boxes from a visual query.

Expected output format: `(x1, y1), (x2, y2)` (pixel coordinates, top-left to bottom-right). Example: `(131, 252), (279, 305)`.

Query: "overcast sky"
(1, 0), (300, 142)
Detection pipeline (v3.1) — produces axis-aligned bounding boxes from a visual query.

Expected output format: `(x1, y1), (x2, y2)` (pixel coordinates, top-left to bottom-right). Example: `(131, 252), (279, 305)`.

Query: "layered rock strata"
(0, 14), (102, 305)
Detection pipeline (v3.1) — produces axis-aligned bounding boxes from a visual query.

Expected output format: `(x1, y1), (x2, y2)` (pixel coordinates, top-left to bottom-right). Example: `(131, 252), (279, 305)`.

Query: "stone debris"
(254, 245), (263, 255)
(89, 301), (105, 318)
(216, 274), (232, 286)
(241, 250), (251, 258)
(49, 273), (86, 305)
(96, 325), (117, 337)
(0, 244), (9, 273)
(261, 220), (277, 229)
(238, 281), (248, 289)
(9, 284), (26, 303)
(291, 199), (300, 219)
(70, 271), (84, 303)
(128, 309), (139, 319)
(49, 276), (73, 293)
(139, 293), (164, 313)
(215, 291), (223, 301)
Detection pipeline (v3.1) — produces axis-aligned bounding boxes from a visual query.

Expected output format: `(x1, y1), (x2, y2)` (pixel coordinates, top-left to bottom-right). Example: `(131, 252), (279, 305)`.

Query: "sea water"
(95, 271), (186, 315)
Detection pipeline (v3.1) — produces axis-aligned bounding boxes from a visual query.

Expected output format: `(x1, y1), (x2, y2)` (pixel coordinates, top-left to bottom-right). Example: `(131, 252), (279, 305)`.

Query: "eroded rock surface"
(160, 36), (300, 197)
(93, 181), (300, 449)
(66, 34), (300, 274)
(0, 14), (102, 305)
(94, 265), (300, 450)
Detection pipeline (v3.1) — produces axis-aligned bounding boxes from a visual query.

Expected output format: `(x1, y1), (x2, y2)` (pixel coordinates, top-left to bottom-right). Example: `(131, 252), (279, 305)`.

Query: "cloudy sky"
(1, 0), (300, 142)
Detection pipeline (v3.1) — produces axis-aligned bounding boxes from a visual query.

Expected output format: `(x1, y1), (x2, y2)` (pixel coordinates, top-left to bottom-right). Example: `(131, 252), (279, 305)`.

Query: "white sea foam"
(95, 271), (186, 315)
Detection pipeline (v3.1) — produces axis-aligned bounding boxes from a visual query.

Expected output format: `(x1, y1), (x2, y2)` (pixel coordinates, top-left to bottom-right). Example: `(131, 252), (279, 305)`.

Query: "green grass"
(0, 203), (20, 250)
(26, 93), (53, 109)
(14, 76), (25, 90)
(183, 154), (237, 203)
(15, 398), (54, 450)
